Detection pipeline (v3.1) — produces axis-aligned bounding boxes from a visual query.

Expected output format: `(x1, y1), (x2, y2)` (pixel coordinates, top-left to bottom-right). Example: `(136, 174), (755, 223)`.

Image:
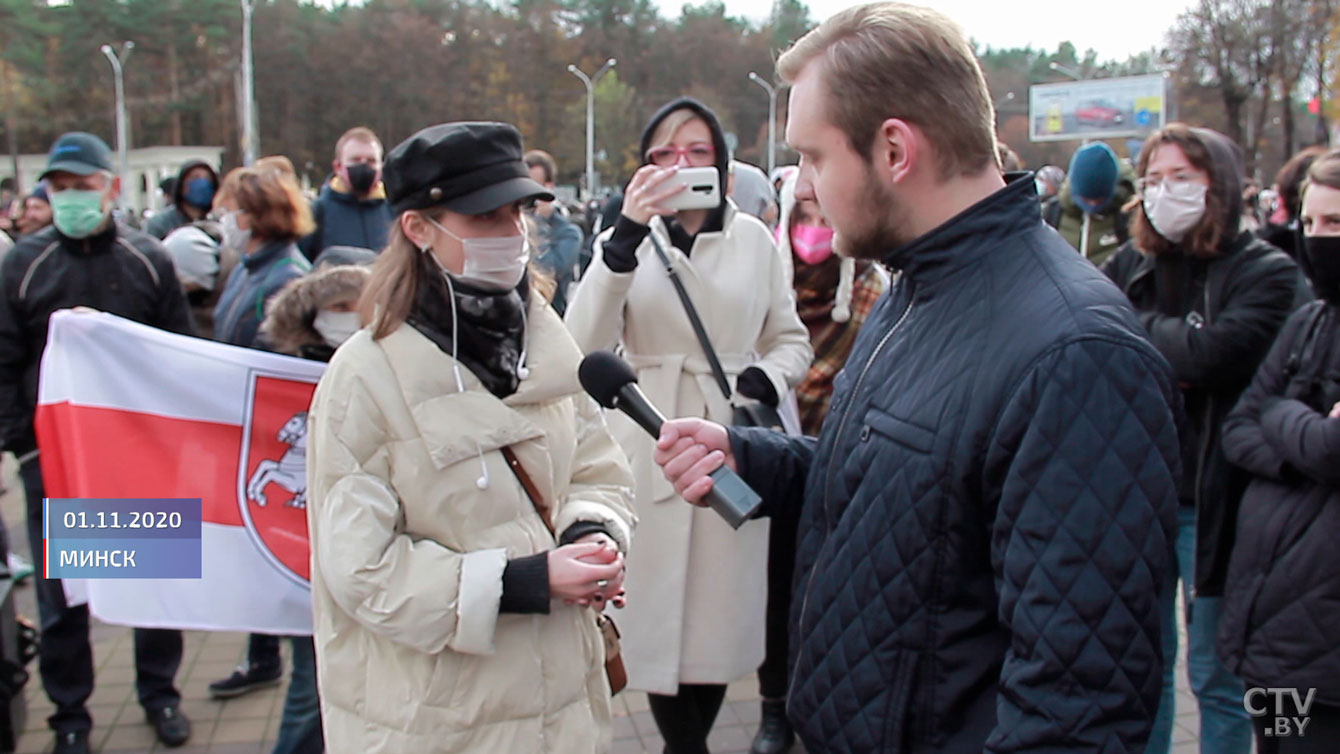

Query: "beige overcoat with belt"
(565, 203), (812, 694)
(306, 294), (636, 753)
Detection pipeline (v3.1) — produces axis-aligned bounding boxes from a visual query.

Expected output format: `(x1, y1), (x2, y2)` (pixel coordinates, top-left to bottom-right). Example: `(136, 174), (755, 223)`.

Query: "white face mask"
(313, 309), (361, 347)
(221, 210), (252, 252)
(425, 216), (529, 292)
(1143, 181), (1208, 243)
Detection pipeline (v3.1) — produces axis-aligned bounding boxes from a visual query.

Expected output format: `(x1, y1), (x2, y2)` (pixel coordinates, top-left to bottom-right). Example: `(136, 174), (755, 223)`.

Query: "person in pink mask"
(748, 170), (886, 754)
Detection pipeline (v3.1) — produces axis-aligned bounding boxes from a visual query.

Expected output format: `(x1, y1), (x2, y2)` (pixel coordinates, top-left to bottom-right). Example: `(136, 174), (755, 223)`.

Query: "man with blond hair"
(653, 3), (1181, 751)
(299, 127), (392, 260)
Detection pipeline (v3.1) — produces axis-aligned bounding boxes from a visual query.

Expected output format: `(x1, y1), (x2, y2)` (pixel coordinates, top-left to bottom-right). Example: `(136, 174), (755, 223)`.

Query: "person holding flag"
(0, 132), (194, 754)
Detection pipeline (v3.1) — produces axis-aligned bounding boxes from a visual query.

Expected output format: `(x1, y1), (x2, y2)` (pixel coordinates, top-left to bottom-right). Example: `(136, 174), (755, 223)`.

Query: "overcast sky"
(660, 0), (1200, 63)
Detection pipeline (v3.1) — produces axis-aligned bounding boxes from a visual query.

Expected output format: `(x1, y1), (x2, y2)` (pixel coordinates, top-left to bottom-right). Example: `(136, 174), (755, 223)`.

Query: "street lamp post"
(99, 41), (134, 193)
(748, 72), (778, 175)
(241, 0), (257, 166)
(568, 58), (616, 200)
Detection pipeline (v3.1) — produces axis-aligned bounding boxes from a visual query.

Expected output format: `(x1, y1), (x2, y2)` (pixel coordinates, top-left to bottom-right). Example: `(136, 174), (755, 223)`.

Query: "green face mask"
(50, 188), (109, 239)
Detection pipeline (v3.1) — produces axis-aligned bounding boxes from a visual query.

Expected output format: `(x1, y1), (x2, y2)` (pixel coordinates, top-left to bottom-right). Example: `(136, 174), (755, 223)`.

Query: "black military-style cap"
(384, 122), (554, 216)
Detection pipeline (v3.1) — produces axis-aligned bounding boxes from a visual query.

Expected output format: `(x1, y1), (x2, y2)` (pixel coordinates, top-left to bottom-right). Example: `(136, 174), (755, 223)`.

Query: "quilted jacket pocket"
(865, 407), (935, 454)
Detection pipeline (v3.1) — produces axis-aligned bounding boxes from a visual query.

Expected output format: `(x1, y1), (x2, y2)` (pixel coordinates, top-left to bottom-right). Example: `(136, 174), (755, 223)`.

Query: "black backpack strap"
(647, 231), (733, 401)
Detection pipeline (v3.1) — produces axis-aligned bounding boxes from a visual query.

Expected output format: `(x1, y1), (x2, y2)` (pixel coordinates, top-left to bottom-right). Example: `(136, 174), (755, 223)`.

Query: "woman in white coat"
(565, 98), (812, 753)
(305, 122), (636, 754)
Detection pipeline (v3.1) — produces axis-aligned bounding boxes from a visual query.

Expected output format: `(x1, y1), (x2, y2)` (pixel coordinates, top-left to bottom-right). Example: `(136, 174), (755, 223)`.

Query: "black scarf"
(406, 253), (529, 398)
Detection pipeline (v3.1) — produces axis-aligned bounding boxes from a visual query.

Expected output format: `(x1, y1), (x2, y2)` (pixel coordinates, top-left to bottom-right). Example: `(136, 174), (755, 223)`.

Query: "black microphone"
(579, 350), (762, 529)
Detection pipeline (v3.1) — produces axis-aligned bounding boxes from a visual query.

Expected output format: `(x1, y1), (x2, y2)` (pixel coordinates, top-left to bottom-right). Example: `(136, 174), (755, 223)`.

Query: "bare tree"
(1169, 0), (1272, 161)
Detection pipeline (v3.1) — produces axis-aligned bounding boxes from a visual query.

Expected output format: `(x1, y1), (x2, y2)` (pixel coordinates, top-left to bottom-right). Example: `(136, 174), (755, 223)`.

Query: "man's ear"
(875, 118), (919, 186)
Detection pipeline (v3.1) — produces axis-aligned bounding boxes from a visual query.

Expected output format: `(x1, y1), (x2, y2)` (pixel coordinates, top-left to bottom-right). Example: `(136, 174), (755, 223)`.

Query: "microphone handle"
(610, 382), (762, 529)
(614, 385), (668, 437)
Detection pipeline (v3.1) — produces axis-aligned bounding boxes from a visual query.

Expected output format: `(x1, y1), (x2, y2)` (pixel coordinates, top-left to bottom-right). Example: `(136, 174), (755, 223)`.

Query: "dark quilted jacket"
(731, 176), (1182, 753)
(1218, 300), (1340, 705)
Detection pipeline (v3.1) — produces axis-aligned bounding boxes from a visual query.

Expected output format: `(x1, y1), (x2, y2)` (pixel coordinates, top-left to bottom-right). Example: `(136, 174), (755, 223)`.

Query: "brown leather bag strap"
(501, 446), (555, 536)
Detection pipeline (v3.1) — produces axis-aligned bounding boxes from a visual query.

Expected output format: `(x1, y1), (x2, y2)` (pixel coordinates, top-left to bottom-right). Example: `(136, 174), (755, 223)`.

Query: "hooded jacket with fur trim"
(260, 264), (369, 361)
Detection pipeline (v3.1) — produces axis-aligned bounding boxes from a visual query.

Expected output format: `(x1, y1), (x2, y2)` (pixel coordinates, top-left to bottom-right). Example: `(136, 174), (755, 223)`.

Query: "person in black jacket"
(0, 132), (194, 754)
(1218, 148), (1340, 753)
(1101, 123), (1302, 754)
(655, 5), (1182, 752)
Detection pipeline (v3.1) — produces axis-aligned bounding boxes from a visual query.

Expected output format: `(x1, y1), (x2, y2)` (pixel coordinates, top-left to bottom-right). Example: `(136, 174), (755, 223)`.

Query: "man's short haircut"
(776, 2), (998, 179)
(334, 127), (383, 163)
(524, 150), (558, 185)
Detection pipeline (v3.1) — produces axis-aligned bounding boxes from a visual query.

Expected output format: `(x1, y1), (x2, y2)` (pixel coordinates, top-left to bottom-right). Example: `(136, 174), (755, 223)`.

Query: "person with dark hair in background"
(0, 132), (194, 754)
(566, 97), (811, 754)
(1217, 147), (1340, 754)
(1260, 145), (1328, 259)
(299, 127), (393, 261)
(15, 184), (53, 237)
(146, 160), (220, 239)
(1102, 123), (1303, 754)
(523, 149), (583, 314)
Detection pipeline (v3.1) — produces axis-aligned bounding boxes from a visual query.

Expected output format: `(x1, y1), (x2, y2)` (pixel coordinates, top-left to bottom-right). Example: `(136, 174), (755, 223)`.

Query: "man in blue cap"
(0, 132), (194, 754)
(1043, 141), (1137, 266)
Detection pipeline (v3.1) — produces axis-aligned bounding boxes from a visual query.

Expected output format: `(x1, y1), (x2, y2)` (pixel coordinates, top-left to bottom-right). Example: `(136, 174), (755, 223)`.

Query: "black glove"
(601, 216), (650, 273)
(736, 366), (779, 408)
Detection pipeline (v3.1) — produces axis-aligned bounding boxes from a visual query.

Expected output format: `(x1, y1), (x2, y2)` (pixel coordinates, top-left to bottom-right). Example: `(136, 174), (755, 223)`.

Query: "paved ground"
(0, 452), (1209, 753)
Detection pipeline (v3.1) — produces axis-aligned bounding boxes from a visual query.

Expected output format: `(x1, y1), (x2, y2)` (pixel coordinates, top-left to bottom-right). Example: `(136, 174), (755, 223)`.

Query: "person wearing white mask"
(1101, 123), (1304, 754)
(261, 264), (370, 362)
(211, 167), (313, 349)
(305, 121), (636, 753)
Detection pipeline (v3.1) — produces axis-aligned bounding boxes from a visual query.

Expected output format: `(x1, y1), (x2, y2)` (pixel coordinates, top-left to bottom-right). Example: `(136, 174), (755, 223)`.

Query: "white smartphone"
(661, 166), (722, 212)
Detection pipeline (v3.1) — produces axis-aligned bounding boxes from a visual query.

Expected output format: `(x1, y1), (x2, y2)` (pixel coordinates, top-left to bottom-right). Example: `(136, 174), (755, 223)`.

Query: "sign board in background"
(1030, 74), (1168, 143)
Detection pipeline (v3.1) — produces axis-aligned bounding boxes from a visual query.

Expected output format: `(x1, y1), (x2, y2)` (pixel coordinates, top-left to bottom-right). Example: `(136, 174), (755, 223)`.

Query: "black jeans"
(248, 633), (281, 672)
(21, 458), (183, 735)
(758, 496), (800, 700)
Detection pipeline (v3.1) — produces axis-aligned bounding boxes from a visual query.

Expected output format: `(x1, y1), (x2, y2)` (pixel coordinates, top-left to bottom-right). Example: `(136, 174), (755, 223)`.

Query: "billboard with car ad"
(1029, 74), (1168, 142)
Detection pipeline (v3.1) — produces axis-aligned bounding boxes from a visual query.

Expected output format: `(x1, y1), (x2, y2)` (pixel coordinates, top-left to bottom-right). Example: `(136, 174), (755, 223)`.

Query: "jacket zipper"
(786, 287), (916, 714)
(1191, 282), (1214, 601)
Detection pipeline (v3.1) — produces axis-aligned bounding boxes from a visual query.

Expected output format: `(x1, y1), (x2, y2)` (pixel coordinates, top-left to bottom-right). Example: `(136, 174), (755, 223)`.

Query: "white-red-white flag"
(35, 311), (323, 634)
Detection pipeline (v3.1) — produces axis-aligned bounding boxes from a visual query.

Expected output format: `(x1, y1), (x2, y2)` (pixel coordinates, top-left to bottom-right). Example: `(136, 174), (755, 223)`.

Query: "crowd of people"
(0, 1), (1338, 753)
